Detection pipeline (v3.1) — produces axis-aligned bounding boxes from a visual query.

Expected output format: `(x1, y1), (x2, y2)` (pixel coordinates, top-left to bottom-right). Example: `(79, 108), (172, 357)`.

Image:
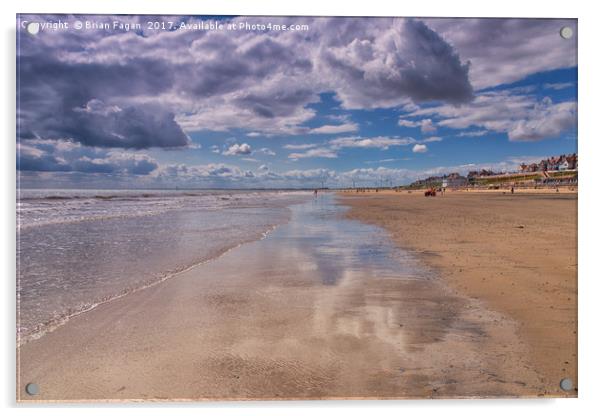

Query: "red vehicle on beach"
(424, 188), (437, 196)
(424, 188), (437, 197)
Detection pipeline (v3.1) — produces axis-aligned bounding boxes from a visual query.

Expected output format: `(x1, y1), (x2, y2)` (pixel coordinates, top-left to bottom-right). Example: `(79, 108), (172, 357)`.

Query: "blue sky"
(17, 16), (577, 188)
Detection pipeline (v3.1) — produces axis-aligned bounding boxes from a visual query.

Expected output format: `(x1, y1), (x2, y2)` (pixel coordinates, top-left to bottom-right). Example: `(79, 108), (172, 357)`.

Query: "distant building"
(518, 153), (577, 173)
(407, 153), (577, 190)
(538, 160), (548, 171)
(448, 177), (468, 187)
(467, 169), (500, 179)
(407, 172), (468, 188)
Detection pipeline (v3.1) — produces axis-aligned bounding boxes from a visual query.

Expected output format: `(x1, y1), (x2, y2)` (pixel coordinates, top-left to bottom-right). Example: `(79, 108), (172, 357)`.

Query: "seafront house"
(519, 154), (577, 173)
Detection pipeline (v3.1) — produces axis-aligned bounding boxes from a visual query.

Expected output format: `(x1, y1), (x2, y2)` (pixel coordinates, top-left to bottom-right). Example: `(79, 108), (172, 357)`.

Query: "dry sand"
(340, 190), (577, 397)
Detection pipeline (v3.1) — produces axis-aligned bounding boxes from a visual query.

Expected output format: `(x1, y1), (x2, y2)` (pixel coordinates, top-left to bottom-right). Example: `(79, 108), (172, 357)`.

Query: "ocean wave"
(17, 220), (284, 346)
(17, 190), (309, 229)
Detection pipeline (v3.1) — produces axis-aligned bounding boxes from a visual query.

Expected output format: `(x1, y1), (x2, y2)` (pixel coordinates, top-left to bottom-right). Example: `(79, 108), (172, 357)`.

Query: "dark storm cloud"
(17, 53), (189, 149)
(234, 88), (317, 120)
(67, 101), (189, 149)
(187, 35), (312, 98)
(319, 19), (474, 107)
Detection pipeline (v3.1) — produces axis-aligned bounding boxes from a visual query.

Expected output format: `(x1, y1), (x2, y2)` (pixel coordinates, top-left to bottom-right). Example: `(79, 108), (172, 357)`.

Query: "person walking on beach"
(314, 189), (318, 198)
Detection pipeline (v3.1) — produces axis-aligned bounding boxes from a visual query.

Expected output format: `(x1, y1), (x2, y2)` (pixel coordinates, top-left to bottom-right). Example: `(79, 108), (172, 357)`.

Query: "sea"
(16, 188), (310, 344)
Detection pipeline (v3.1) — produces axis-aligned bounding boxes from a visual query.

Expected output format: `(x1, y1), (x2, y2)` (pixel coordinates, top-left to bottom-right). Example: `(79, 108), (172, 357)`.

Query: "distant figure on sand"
(314, 189), (318, 198)
(511, 186), (514, 194)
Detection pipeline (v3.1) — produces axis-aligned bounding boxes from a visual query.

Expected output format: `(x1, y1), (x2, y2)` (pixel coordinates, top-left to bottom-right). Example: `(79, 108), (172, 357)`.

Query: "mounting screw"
(559, 378), (573, 391)
(26, 22), (40, 35)
(560, 27), (573, 40)
(25, 383), (39, 396)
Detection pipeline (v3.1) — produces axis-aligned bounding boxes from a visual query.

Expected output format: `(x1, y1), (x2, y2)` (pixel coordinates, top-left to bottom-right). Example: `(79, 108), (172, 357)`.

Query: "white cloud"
(508, 100), (577, 141)
(73, 98), (122, 116)
(409, 91), (577, 141)
(329, 136), (416, 150)
(398, 119), (420, 128)
(223, 143), (252, 156)
(364, 158), (409, 164)
(156, 163), (246, 180)
(309, 122), (359, 134)
(283, 168), (337, 181)
(420, 119), (437, 133)
(415, 155), (550, 177)
(456, 130), (489, 137)
(339, 167), (415, 186)
(422, 136), (443, 143)
(283, 143), (318, 150)
(288, 148), (338, 160)
(17, 138), (159, 175)
(254, 147), (276, 156)
(338, 155), (551, 186)
(412, 144), (428, 153)
(398, 118), (437, 134)
(543, 82), (574, 91)
(17, 143), (46, 159)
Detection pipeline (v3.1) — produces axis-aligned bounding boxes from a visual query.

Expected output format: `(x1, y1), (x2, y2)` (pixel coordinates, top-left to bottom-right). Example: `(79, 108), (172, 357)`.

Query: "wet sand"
(18, 195), (552, 401)
(341, 190), (577, 397)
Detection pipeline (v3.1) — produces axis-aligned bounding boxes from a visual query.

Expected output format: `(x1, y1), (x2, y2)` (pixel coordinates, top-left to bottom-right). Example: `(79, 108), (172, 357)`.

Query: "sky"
(17, 15), (577, 189)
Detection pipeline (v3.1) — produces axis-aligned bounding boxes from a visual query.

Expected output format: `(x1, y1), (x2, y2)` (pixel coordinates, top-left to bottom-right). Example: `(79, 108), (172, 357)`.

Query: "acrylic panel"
(16, 15), (578, 401)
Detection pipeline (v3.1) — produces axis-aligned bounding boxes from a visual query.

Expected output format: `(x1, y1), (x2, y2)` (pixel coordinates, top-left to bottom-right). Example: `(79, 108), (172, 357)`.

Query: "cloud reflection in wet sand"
(196, 194), (543, 398)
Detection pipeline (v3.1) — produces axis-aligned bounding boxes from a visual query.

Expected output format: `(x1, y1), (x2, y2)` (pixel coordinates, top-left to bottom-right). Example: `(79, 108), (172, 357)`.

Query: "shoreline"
(339, 190), (577, 397)
(17, 222), (278, 347)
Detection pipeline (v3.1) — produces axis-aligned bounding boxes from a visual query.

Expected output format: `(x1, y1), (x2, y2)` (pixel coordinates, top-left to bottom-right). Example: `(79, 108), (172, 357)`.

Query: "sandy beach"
(341, 190), (577, 397)
(16, 193), (570, 401)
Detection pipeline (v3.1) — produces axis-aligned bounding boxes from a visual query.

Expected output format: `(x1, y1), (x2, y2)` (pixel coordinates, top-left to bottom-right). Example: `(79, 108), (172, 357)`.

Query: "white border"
(2, 1), (601, 414)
